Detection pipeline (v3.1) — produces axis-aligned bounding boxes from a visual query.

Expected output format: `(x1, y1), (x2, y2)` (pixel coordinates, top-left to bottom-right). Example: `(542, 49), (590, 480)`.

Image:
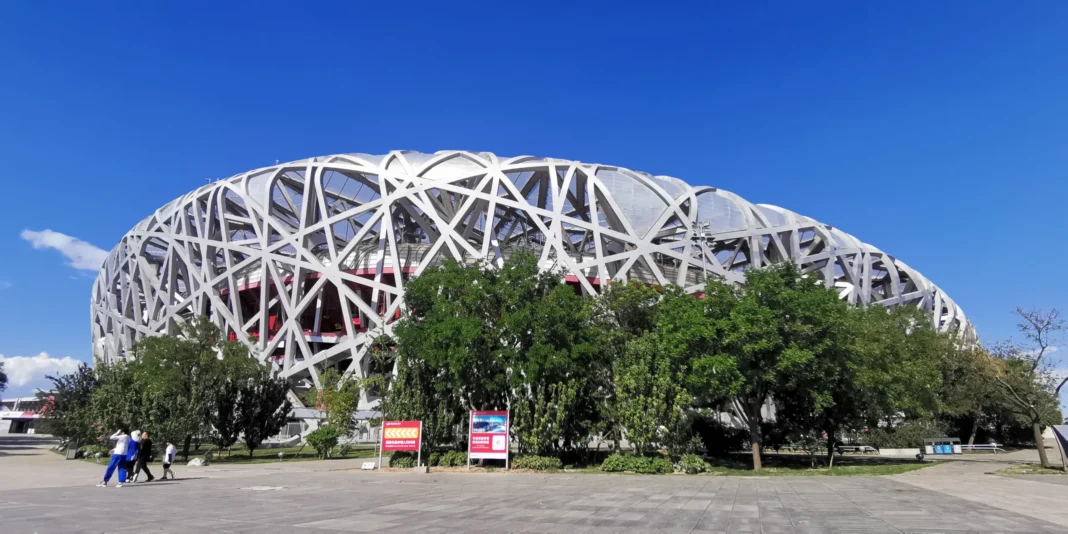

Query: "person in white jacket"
(97, 428), (131, 487)
(162, 441), (177, 480)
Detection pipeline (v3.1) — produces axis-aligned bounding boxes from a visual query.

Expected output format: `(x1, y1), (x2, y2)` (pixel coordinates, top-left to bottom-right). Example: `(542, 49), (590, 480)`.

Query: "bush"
(512, 455), (562, 471)
(647, 456), (673, 474)
(439, 450), (467, 467)
(336, 443), (353, 457)
(389, 451), (415, 468)
(306, 424), (343, 458)
(429, 452), (442, 467)
(600, 453), (673, 474)
(867, 420), (950, 450)
(676, 453), (712, 474)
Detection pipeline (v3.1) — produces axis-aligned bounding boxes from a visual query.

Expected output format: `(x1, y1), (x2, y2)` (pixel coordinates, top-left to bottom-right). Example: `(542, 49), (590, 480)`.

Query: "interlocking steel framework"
(92, 151), (973, 406)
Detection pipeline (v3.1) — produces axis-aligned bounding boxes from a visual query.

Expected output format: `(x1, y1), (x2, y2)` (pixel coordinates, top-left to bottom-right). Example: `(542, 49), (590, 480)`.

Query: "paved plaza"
(1, 436), (1067, 533)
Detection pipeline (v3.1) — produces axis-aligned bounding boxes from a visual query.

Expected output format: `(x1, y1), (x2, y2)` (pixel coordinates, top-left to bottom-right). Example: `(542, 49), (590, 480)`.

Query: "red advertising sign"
(469, 410), (509, 460)
(381, 420), (422, 452)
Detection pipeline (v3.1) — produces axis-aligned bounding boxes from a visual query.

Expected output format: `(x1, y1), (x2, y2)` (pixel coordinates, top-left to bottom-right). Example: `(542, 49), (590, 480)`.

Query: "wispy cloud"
(20, 229), (108, 272)
(0, 281), (10, 290)
(0, 352), (83, 388)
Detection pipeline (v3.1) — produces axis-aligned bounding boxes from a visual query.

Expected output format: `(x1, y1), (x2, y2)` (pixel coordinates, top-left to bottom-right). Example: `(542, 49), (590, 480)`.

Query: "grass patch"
(705, 462), (930, 476)
(557, 453), (932, 477)
(694, 453), (932, 476)
(996, 463), (1068, 476)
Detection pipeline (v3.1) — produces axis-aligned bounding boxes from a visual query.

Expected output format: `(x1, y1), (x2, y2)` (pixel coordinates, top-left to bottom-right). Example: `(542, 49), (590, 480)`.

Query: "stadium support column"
(312, 290), (323, 333)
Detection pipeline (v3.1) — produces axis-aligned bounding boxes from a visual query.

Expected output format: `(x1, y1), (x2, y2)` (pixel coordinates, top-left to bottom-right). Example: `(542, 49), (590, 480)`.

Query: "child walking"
(162, 441), (177, 480)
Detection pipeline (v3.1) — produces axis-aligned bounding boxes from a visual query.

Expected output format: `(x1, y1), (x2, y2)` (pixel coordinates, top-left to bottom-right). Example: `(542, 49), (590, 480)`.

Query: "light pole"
(691, 221), (712, 284)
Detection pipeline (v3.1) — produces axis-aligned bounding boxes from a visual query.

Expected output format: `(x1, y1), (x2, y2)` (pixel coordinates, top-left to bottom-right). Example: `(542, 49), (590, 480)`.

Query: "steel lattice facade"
(92, 150), (973, 405)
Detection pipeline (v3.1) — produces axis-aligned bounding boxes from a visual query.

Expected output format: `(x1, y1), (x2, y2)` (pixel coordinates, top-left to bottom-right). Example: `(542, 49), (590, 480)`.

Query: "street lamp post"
(691, 221), (712, 284)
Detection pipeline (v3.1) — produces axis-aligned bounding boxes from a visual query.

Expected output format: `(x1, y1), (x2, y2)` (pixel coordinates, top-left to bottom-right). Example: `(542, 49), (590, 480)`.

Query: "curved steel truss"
(92, 150), (973, 404)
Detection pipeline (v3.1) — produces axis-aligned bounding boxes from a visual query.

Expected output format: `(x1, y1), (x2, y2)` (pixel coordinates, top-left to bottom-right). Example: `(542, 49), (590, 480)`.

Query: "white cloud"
(0, 352), (83, 388)
(20, 229), (108, 272)
(0, 281), (10, 290)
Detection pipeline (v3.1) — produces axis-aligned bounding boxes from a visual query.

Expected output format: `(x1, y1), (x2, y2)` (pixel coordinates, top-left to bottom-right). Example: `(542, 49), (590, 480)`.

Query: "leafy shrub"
(600, 453), (673, 474)
(647, 456), (673, 474)
(336, 443), (353, 457)
(867, 420), (950, 450)
(439, 450), (467, 467)
(676, 453), (711, 474)
(306, 424), (343, 458)
(512, 455), (562, 471)
(429, 452), (442, 467)
(389, 451), (415, 468)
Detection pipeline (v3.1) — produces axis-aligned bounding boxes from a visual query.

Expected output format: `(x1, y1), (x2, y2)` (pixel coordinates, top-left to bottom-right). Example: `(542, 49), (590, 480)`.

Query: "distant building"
(0, 397), (47, 434)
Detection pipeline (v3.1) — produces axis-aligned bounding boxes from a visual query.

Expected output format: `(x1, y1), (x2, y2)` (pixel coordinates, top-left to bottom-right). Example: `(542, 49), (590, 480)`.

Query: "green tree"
(308, 367), (360, 431)
(126, 317), (259, 459)
(0, 361), (7, 393)
(393, 251), (606, 456)
(614, 333), (693, 454)
(236, 369), (292, 457)
(775, 305), (946, 467)
(694, 263), (853, 470)
(939, 344), (1001, 446)
(382, 352), (461, 452)
(306, 423), (343, 459)
(91, 362), (143, 436)
(207, 379), (242, 453)
(592, 281), (666, 452)
(39, 364), (99, 446)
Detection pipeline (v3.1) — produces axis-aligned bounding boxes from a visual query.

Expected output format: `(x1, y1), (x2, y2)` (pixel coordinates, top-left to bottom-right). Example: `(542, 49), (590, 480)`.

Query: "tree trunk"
(747, 414), (762, 471)
(967, 417), (979, 446)
(1034, 422), (1050, 468)
(183, 435), (192, 461)
(248, 446), (254, 458)
(826, 436), (836, 469)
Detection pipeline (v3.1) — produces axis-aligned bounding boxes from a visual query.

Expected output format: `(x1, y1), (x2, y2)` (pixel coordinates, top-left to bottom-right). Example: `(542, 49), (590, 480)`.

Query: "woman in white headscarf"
(125, 430), (141, 477)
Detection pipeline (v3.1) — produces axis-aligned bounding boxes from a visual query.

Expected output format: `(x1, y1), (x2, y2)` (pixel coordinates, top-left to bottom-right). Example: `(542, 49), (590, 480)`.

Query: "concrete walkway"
(4, 435), (1068, 532)
(893, 455), (1068, 529)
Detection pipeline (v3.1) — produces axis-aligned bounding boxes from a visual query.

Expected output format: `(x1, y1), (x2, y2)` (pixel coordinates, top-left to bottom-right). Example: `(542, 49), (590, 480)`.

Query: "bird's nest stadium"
(92, 150), (972, 407)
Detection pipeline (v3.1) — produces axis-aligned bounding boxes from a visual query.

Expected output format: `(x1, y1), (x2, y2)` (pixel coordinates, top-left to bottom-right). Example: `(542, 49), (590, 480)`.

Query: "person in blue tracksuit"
(97, 428), (131, 487)
(125, 430), (141, 478)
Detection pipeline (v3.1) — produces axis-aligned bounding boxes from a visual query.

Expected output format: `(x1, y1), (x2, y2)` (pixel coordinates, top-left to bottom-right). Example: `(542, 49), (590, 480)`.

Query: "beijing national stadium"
(91, 150), (973, 408)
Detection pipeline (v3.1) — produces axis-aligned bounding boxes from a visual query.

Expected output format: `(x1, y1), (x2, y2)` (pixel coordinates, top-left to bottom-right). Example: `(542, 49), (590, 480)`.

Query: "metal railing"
(959, 443), (1004, 453)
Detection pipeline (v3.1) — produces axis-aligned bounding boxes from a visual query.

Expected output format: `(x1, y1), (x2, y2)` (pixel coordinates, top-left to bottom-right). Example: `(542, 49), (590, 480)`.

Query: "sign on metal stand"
(468, 410), (509, 469)
(380, 420), (422, 469)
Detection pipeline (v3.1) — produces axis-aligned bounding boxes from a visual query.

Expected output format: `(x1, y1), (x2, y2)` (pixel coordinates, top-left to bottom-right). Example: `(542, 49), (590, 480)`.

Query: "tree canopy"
(41, 318), (291, 460)
(387, 254), (1055, 470)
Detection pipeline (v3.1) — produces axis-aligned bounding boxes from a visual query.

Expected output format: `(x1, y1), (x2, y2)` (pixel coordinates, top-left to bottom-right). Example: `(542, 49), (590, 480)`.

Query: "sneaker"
(96, 483), (106, 487)
(116, 483), (123, 488)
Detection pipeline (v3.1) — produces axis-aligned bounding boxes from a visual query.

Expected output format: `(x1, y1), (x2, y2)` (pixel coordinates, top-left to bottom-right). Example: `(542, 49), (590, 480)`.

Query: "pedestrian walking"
(162, 441), (177, 480)
(125, 429), (141, 478)
(97, 428), (131, 487)
(131, 431), (156, 482)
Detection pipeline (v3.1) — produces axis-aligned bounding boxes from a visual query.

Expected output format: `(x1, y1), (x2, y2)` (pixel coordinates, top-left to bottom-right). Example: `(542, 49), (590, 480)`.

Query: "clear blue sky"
(0, 2), (1065, 396)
